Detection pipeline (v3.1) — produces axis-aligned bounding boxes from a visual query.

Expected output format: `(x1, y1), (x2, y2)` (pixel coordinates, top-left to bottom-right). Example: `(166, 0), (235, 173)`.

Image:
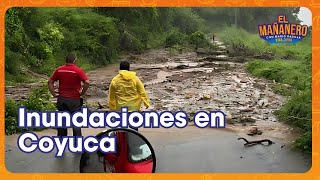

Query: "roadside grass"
(219, 26), (312, 153)
(218, 27), (311, 60)
(5, 83), (56, 135)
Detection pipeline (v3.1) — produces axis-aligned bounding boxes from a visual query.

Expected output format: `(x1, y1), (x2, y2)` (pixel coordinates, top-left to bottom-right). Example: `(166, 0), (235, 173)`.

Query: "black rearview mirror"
(79, 128), (156, 173)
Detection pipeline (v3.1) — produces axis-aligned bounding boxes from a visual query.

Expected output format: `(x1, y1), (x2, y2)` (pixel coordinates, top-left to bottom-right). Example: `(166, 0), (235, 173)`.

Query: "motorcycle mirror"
(79, 128), (156, 173)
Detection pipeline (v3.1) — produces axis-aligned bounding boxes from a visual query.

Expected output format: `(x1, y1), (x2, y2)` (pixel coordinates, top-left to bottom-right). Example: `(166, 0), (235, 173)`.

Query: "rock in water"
(226, 117), (234, 125)
(247, 127), (263, 136)
(240, 78), (248, 83)
(200, 94), (211, 100)
(240, 117), (257, 123)
(247, 127), (258, 136)
(176, 64), (189, 69)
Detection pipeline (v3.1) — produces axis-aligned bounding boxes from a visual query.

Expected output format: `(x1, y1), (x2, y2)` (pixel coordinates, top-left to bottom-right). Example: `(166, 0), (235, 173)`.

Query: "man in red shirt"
(48, 53), (90, 137)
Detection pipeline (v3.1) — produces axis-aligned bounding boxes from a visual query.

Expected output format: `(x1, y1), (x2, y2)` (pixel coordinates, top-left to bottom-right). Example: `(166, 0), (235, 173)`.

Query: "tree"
(194, 7), (301, 32)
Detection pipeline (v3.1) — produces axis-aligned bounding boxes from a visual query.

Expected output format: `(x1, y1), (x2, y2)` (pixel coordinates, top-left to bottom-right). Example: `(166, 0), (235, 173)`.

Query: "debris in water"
(226, 117), (235, 125)
(241, 117), (257, 123)
(98, 102), (104, 109)
(253, 82), (266, 90)
(240, 108), (254, 113)
(176, 64), (189, 69)
(240, 78), (248, 83)
(247, 127), (263, 136)
(238, 137), (274, 146)
(200, 94), (211, 100)
(185, 92), (194, 99)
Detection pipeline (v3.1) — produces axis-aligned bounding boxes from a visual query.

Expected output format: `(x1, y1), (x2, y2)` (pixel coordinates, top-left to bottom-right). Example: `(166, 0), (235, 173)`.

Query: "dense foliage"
(194, 7), (301, 32)
(5, 7), (208, 83)
(5, 7), (300, 83)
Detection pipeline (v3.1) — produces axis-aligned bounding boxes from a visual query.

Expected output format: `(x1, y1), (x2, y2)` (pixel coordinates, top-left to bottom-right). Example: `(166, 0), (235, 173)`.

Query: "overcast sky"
(297, 7), (312, 26)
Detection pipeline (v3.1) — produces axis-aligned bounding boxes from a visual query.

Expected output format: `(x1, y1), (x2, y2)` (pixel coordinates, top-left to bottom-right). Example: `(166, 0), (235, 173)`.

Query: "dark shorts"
(56, 96), (82, 137)
(57, 96), (82, 113)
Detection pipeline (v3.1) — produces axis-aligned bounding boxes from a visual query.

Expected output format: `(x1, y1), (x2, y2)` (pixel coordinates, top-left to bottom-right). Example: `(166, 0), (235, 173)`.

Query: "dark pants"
(56, 96), (82, 137)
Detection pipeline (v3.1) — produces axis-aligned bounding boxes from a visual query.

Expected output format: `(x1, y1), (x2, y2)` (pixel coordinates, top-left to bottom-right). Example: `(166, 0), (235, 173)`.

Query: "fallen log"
(196, 49), (228, 56)
(202, 56), (246, 63)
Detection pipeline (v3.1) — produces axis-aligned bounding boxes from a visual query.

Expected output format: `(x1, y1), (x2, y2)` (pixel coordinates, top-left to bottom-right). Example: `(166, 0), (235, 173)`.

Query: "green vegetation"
(5, 7), (300, 82)
(219, 26), (311, 153)
(188, 31), (212, 48)
(247, 56), (311, 153)
(165, 30), (188, 47)
(5, 7), (212, 134)
(218, 27), (311, 60)
(5, 84), (56, 135)
(165, 30), (212, 50)
(5, 7), (210, 84)
(194, 7), (301, 33)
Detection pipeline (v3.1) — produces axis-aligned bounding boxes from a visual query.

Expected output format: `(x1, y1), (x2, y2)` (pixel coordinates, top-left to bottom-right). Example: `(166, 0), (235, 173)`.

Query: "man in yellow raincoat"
(108, 61), (150, 130)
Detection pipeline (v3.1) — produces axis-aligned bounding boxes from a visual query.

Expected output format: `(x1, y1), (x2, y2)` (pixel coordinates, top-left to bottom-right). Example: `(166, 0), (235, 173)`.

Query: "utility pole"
(235, 8), (238, 28)
(234, 8), (239, 28)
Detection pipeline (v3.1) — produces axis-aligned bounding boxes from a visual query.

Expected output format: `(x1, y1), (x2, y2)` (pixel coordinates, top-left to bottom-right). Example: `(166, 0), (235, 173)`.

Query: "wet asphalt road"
(5, 126), (311, 173)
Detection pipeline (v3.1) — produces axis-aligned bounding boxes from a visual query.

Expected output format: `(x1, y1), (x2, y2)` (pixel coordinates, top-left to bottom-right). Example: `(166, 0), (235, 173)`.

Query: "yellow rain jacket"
(108, 70), (150, 112)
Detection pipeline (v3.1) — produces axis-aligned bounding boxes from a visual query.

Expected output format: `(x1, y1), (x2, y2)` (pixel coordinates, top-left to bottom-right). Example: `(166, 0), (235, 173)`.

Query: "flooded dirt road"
(5, 40), (312, 173)
(84, 40), (298, 142)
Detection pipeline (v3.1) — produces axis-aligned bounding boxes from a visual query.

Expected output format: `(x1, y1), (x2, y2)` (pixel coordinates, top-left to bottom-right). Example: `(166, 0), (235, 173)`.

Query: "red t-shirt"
(50, 64), (89, 99)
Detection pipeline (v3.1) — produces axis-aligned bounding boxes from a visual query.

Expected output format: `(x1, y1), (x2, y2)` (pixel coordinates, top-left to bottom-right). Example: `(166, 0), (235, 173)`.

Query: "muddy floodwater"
(82, 41), (298, 142)
(4, 40), (311, 173)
